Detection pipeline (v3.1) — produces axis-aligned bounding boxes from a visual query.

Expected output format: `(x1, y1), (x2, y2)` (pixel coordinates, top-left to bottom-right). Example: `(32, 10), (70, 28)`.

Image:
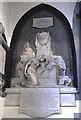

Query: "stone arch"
(5, 3), (77, 87)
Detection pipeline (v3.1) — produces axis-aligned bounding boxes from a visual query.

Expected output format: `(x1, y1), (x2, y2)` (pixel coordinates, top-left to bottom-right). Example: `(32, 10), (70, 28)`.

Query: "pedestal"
(3, 86), (77, 118)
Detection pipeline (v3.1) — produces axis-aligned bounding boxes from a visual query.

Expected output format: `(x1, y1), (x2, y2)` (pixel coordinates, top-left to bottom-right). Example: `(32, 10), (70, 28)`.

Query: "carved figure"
(35, 31), (53, 61)
(13, 31), (72, 87)
(35, 31), (66, 79)
(16, 42), (35, 78)
(20, 42), (35, 62)
(24, 31), (72, 86)
(24, 58), (39, 86)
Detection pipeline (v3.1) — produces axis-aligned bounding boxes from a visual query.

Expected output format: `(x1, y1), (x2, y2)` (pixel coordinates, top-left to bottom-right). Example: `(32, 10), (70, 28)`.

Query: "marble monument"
(11, 31), (72, 87)
(5, 31), (77, 118)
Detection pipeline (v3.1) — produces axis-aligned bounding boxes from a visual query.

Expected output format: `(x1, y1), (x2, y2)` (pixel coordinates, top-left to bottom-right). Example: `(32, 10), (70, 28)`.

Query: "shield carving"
(19, 87), (60, 118)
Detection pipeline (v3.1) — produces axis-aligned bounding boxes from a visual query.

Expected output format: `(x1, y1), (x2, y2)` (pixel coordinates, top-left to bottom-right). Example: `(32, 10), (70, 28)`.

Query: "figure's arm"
(53, 56), (66, 69)
(24, 61), (31, 77)
(53, 55), (66, 77)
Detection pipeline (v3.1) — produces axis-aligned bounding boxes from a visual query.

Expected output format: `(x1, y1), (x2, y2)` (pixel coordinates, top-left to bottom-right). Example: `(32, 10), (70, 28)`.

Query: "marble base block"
(19, 87), (60, 117)
(60, 87), (77, 107)
(5, 88), (20, 106)
(4, 87), (77, 118)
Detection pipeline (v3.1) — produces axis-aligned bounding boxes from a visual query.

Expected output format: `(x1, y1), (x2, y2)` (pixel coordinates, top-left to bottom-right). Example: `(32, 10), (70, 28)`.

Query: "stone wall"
(0, 23), (8, 119)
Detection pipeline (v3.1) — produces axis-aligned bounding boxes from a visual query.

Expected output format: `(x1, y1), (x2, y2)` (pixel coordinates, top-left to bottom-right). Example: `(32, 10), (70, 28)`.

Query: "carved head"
(36, 31), (51, 46)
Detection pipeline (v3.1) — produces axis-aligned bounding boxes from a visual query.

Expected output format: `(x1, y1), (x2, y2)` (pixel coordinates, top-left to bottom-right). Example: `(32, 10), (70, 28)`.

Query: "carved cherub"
(20, 42), (35, 62)
(15, 42), (35, 86)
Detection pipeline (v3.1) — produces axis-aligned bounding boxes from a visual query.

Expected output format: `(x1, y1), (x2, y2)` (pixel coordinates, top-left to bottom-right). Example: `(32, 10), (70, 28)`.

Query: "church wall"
(0, 2), (81, 119)
(1, 2), (76, 46)
(0, 97), (5, 120)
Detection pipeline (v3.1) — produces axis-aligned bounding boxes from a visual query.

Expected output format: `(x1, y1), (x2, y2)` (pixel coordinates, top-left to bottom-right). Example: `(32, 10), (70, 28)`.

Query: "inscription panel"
(19, 88), (60, 117)
(33, 17), (53, 28)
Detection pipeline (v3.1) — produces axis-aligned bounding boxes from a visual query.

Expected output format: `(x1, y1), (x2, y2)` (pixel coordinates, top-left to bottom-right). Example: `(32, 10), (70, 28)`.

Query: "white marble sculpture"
(20, 42), (35, 63)
(35, 32), (53, 61)
(14, 31), (72, 87)
(16, 42), (35, 79)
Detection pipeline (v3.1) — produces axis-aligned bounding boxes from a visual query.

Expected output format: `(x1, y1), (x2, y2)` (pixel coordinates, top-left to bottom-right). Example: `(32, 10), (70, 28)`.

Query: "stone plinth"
(19, 87), (60, 117)
(4, 87), (77, 118)
(60, 87), (77, 107)
(5, 88), (20, 106)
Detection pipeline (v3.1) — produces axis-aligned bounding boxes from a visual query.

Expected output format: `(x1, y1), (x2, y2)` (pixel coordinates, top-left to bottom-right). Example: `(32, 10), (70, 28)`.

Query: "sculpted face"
(36, 31), (51, 46)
